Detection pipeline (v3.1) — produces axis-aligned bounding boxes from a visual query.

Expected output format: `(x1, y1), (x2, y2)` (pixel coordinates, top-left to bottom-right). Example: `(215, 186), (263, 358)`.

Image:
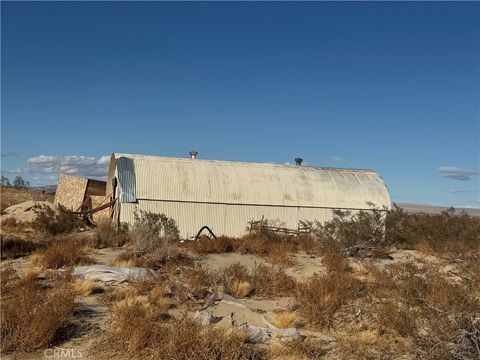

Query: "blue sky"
(1, 2), (479, 208)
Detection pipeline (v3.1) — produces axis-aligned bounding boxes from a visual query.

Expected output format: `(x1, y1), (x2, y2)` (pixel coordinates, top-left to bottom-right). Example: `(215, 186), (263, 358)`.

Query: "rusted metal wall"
(108, 153), (391, 238)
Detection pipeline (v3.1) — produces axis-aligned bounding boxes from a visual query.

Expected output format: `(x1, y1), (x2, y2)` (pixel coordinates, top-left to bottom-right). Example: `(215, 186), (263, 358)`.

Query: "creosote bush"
(32, 204), (84, 235)
(130, 211), (181, 267)
(0, 270), (75, 354)
(305, 203), (387, 257)
(386, 205), (480, 254)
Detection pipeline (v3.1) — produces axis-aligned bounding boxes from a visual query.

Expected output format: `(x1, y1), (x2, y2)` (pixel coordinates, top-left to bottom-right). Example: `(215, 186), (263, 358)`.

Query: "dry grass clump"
(99, 276), (261, 359)
(0, 271), (75, 354)
(123, 211), (192, 269)
(111, 249), (193, 270)
(101, 279), (172, 312)
(335, 330), (408, 359)
(103, 312), (261, 359)
(269, 339), (326, 360)
(295, 272), (363, 328)
(253, 264), (297, 298)
(186, 235), (236, 253)
(377, 301), (416, 337)
(30, 236), (94, 269)
(111, 250), (137, 267)
(31, 204), (85, 235)
(322, 249), (351, 273)
(1, 233), (39, 259)
(216, 263), (254, 298)
(271, 311), (300, 328)
(210, 263), (297, 299)
(74, 279), (103, 297)
(91, 220), (131, 249)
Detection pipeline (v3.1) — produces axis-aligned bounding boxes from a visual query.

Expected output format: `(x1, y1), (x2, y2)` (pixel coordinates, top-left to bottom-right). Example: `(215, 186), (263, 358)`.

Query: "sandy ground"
(1, 243), (466, 360)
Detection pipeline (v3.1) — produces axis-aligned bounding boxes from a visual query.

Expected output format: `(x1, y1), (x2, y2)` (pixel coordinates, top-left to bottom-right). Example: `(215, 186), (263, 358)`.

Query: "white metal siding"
(109, 153), (391, 238)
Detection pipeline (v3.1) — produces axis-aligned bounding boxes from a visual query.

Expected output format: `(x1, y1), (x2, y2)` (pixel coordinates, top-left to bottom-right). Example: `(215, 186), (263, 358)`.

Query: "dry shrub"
(1, 264), (18, 294)
(103, 279), (261, 359)
(269, 339), (326, 360)
(130, 211), (184, 268)
(211, 262), (297, 298)
(0, 271), (75, 354)
(267, 241), (297, 266)
(236, 232), (271, 255)
(30, 237), (94, 269)
(307, 205), (387, 257)
(217, 263), (253, 298)
(32, 204), (84, 235)
(386, 205), (480, 254)
(111, 251), (136, 267)
(377, 302), (416, 337)
(296, 272), (362, 328)
(230, 280), (254, 298)
(253, 264), (297, 298)
(102, 279), (172, 312)
(74, 279), (102, 297)
(92, 220), (130, 248)
(322, 251), (351, 273)
(271, 311), (300, 328)
(1, 233), (39, 259)
(175, 267), (214, 301)
(335, 330), (406, 360)
(366, 261), (480, 359)
(237, 231), (297, 255)
(106, 312), (261, 359)
(187, 235), (235, 253)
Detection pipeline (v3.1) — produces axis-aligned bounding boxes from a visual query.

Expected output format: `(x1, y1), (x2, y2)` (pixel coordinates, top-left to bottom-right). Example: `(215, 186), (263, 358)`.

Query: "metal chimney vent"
(189, 150), (198, 159)
(295, 157), (303, 166)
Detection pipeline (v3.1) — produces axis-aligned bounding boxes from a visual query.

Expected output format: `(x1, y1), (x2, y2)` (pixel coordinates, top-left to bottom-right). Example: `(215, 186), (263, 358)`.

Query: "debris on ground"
(73, 265), (156, 283)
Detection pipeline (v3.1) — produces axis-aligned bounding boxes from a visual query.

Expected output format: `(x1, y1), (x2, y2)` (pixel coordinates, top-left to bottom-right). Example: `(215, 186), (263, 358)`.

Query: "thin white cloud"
(26, 155), (110, 178)
(437, 166), (479, 181)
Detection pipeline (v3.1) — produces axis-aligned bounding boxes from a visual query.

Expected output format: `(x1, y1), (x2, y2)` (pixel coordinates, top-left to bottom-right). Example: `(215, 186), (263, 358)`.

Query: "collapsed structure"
(104, 153), (391, 238)
(54, 174), (109, 222)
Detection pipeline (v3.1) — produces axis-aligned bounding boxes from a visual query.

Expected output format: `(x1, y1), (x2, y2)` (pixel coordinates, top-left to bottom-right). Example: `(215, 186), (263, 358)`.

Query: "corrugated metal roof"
(108, 153), (391, 211)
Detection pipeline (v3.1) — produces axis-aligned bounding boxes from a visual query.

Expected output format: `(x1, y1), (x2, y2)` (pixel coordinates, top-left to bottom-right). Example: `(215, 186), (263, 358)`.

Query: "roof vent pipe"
(189, 150), (198, 159)
(295, 157), (303, 166)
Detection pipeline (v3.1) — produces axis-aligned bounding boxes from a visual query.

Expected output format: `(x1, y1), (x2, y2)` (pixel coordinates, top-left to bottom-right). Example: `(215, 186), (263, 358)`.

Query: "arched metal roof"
(107, 153), (391, 211)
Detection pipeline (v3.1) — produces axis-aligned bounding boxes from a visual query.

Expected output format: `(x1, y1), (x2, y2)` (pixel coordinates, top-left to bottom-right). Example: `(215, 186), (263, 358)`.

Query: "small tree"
(1, 176), (11, 188)
(13, 176), (30, 190)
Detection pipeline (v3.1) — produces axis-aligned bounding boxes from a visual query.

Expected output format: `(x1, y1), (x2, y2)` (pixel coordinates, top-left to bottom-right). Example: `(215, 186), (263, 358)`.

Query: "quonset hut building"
(106, 153), (391, 239)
